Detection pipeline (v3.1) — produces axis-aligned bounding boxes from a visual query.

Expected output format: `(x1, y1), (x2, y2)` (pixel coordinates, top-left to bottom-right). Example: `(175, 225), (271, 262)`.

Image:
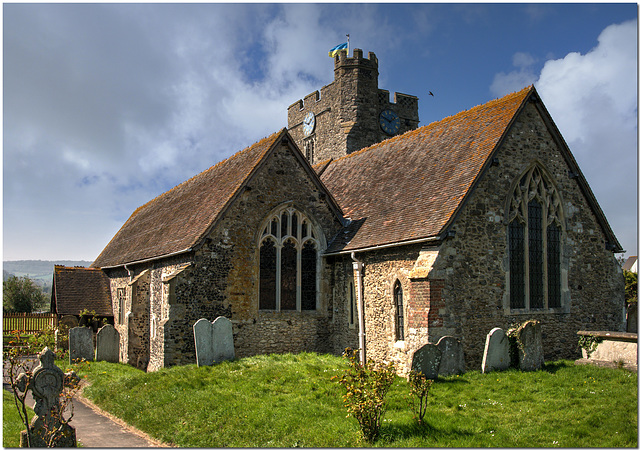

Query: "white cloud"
(492, 19), (638, 254)
(490, 52), (538, 95)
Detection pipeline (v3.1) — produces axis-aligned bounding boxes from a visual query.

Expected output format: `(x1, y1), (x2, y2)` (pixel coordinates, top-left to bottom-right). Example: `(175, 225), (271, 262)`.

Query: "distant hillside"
(3, 260), (93, 292)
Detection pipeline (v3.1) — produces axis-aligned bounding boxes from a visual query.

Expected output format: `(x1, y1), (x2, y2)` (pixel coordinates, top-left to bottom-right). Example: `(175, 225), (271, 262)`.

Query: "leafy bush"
(578, 334), (603, 358)
(408, 370), (434, 425)
(623, 270), (637, 304)
(333, 348), (396, 442)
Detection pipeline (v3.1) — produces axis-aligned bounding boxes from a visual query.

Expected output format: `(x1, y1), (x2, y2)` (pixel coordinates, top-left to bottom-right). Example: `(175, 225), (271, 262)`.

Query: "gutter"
(99, 247), (194, 270)
(325, 235), (442, 257)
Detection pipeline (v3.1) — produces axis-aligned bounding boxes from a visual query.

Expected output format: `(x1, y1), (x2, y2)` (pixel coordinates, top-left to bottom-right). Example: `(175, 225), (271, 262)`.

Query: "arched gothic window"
(259, 207), (319, 311)
(394, 280), (404, 341)
(507, 165), (564, 310)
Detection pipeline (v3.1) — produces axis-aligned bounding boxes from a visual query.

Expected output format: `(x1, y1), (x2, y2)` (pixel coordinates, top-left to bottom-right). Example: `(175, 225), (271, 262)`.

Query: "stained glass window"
(259, 239), (277, 310)
(281, 240), (297, 310)
(394, 281), (404, 341)
(507, 165), (565, 311)
(547, 223), (561, 308)
(301, 241), (317, 310)
(528, 200), (544, 309)
(259, 207), (320, 311)
(509, 221), (525, 309)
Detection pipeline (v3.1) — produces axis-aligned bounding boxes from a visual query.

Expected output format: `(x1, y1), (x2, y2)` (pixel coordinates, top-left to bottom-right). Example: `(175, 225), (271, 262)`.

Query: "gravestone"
(58, 315), (79, 329)
(193, 316), (235, 367)
(69, 326), (94, 364)
(517, 321), (544, 371)
(436, 336), (465, 376)
(481, 327), (511, 373)
(95, 324), (120, 363)
(18, 347), (77, 447)
(410, 343), (442, 379)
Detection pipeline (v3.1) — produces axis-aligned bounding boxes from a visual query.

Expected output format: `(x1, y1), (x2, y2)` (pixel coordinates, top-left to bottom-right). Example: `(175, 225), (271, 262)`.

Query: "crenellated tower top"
(288, 49), (419, 165)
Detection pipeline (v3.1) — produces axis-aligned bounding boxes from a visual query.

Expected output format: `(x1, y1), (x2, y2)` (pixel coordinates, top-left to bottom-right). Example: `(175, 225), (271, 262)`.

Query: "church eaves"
(92, 130), (286, 269)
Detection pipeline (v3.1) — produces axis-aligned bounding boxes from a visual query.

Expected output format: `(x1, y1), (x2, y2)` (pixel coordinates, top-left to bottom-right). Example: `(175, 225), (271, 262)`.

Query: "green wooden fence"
(3, 313), (57, 333)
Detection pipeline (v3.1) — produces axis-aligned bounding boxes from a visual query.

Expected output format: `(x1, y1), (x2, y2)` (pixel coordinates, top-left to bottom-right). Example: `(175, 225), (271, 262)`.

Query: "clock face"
(303, 112), (316, 137)
(379, 109), (400, 135)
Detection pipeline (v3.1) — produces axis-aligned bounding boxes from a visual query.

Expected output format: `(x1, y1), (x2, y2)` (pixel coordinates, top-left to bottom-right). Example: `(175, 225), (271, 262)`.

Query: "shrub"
(333, 348), (396, 442)
(408, 370), (434, 425)
(578, 334), (603, 359)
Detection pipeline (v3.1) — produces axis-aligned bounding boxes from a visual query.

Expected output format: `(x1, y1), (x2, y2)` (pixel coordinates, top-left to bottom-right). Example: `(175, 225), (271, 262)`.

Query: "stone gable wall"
(106, 141), (344, 371)
(426, 101), (625, 368)
(158, 141), (344, 367)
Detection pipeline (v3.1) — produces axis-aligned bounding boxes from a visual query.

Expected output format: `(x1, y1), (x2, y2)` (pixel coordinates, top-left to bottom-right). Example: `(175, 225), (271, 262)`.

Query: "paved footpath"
(4, 358), (167, 448)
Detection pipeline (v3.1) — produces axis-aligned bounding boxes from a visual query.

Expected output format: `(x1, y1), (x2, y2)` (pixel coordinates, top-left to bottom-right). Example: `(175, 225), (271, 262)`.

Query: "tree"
(623, 270), (637, 305)
(3, 276), (47, 313)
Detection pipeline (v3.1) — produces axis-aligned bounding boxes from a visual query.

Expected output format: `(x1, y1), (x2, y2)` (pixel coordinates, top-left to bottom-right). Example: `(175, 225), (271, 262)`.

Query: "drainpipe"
(124, 264), (133, 282)
(351, 252), (366, 365)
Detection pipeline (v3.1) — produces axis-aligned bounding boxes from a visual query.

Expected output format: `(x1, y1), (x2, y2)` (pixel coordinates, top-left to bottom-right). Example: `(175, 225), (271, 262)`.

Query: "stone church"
(90, 49), (625, 373)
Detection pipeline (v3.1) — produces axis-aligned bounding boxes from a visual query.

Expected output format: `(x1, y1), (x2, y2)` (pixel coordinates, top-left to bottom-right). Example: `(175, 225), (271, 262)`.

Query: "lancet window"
(507, 164), (564, 311)
(394, 280), (404, 341)
(259, 207), (319, 311)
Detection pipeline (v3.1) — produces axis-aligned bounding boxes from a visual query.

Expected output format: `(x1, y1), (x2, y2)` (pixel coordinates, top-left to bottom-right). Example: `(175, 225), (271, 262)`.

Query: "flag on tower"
(328, 42), (348, 57)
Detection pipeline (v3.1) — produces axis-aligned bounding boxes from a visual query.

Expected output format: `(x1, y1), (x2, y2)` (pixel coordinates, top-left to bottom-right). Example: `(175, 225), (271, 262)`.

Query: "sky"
(3, 3), (638, 262)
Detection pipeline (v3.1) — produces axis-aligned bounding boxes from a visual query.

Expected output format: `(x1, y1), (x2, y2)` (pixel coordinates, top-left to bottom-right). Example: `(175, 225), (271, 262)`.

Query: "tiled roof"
(92, 130), (286, 268)
(51, 266), (113, 316)
(623, 256), (637, 271)
(320, 86), (533, 253)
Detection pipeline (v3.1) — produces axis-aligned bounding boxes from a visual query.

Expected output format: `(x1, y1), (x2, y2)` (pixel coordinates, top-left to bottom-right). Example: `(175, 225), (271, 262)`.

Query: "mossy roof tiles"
(319, 86), (533, 253)
(51, 266), (113, 316)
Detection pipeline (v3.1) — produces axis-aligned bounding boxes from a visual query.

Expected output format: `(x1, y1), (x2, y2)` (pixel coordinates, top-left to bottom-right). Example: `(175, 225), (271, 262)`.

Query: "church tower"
(287, 49), (419, 165)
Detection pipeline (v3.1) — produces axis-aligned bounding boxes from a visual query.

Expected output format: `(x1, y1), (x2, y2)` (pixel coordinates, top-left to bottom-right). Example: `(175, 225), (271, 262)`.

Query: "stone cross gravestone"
(436, 336), (465, 376)
(481, 327), (511, 373)
(95, 324), (120, 363)
(516, 321), (544, 371)
(193, 316), (235, 367)
(69, 326), (94, 364)
(18, 347), (77, 447)
(410, 343), (442, 379)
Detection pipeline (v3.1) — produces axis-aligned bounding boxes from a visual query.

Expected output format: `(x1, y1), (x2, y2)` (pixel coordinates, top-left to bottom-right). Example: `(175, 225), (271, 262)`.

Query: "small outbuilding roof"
(623, 256), (637, 272)
(51, 266), (113, 317)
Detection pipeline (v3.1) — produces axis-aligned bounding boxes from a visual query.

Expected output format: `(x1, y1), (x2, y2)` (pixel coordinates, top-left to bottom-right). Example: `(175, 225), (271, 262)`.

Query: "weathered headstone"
(481, 327), (511, 373)
(193, 316), (235, 367)
(436, 336), (465, 376)
(58, 315), (79, 329)
(516, 321), (544, 371)
(69, 326), (94, 364)
(410, 343), (442, 379)
(18, 347), (77, 447)
(95, 324), (120, 363)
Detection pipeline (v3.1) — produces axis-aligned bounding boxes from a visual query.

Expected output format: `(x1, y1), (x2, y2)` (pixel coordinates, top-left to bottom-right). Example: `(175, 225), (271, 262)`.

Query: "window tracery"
(507, 164), (564, 311)
(259, 207), (319, 311)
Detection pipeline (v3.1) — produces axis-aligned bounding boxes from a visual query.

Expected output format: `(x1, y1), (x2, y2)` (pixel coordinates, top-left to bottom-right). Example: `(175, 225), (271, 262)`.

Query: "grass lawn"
(72, 353), (636, 447)
(3, 388), (34, 448)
